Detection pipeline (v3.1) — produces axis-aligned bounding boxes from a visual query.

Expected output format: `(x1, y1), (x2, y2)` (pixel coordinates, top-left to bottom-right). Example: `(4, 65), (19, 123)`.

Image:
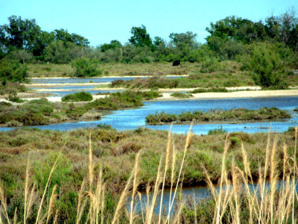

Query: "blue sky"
(1, 0), (297, 46)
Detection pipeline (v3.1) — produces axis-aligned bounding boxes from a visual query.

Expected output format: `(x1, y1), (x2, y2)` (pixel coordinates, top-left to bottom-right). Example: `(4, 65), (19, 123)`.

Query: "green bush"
(192, 87), (228, 93)
(62, 91), (93, 102)
(170, 92), (192, 98)
(8, 92), (24, 103)
(71, 57), (102, 77)
(0, 59), (28, 83)
(200, 57), (223, 73)
(65, 104), (88, 119)
(208, 126), (227, 135)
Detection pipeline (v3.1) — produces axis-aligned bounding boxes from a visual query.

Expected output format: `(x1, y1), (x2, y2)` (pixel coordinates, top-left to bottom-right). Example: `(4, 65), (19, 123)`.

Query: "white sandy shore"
(1, 89), (297, 103)
(159, 89), (298, 101)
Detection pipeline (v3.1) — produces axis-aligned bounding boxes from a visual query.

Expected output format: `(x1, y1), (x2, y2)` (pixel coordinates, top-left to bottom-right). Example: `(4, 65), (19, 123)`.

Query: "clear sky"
(0, 0), (297, 46)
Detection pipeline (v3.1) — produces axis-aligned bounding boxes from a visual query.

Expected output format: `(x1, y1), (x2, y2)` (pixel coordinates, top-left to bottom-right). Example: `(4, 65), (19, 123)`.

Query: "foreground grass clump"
(61, 91), (93, 102)
(0, 127), (296, 223)
(146, 107), (291, 124)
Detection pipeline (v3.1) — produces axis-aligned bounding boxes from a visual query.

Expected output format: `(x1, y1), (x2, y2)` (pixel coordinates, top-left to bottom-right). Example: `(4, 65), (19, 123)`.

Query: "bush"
(71, 57), (102, 77)
(170, 92), (192, 98)
(62, 91), (93, 102)
(208, 126), (227, 135)
(0, 59), (28, 83)
(192, 87), (228, 93)
(200, 57), (223, 73)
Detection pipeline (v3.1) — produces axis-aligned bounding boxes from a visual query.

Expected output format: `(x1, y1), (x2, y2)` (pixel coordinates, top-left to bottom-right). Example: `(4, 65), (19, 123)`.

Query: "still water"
(31, 75), (182, 84)
(1, 97), (297, 133)
(128, 180), (298, 215)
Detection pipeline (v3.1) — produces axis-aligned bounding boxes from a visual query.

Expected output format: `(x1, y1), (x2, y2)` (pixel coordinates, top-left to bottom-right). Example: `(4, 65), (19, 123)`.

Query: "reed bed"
(0, 127), (297, 223)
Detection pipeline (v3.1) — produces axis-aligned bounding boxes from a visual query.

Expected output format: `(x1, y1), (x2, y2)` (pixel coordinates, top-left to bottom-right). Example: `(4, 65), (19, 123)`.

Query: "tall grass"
(0, 127), (297, 223)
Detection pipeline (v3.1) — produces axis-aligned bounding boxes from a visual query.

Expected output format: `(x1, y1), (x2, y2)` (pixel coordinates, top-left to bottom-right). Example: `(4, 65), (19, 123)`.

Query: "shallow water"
(31, 75), (182, 84)
(128, 180), (298, 215)
(1, 97), (297, 133)
(38, 89), (123, 97)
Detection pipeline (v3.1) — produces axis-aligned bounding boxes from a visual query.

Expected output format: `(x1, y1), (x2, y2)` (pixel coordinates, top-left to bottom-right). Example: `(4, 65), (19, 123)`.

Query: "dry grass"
(0, 127), (297, 223)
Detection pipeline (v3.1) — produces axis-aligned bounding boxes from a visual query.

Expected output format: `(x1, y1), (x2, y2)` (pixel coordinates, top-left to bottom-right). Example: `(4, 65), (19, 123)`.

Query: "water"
(129, 180), (298, 215)
(1, 97), (297, 133)
(31, 76), (182, 84)
(30, 76), (182, 96)
(38, 89), (123, 97)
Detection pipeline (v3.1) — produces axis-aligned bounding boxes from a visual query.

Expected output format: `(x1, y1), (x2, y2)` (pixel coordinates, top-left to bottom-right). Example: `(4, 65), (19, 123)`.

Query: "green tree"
(6, 49), (33, 63)
(169, 31), (198, 50)
(129, 25), (153, 48)
(44, 40), (86, 64)
(100, 40), (122, 52)
(0, 16), (42, 54)
(206, 16), (266, 44)
(244, 42), (288, 89)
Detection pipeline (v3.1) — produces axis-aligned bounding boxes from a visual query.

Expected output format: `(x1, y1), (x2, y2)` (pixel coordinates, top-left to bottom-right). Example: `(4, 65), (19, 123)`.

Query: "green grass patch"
(146, 107), (291, 124)
(170, 92), (193, 98)
(61, 91), (93, 102)
(191, 87), (229, 93)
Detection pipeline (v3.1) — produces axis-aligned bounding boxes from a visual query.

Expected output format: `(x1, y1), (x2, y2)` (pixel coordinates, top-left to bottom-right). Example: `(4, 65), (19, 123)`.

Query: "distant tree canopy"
(0, 16), (90, 61)
(206, 10), (297, 50)
(100, 40), (122, 52)
(0, 10), (296, 65)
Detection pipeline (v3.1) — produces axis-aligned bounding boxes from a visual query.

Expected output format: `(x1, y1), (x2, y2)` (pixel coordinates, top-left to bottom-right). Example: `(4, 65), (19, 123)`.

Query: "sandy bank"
(158, 89), (298, 101)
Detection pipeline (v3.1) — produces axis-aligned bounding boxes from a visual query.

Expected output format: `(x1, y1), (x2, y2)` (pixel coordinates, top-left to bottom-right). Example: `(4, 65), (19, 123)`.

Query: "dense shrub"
(0, 59), (28, 82)
(62, 91), (93, 102)
(200, 57), (223, 73)
(71, 57), (102, 77)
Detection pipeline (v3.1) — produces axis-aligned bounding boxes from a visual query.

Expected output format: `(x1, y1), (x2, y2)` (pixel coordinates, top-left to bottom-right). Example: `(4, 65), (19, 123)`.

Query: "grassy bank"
(0, 91), (161, 127)
(0, 127), (296, 223)
(146, 108), (291, 124)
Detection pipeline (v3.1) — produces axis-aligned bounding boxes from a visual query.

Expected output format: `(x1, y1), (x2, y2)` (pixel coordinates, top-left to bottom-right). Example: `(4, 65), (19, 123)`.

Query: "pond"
(1, 96), (297, 133)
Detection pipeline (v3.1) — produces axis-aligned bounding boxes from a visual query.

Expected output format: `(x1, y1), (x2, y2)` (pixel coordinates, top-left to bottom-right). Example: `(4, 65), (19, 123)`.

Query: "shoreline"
(29, 74), (189, 79)
(1, 88), (297, 103)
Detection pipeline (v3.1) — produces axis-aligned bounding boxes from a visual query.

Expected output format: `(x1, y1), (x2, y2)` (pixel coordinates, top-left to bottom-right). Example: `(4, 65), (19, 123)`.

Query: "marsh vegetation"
(145, 108), (291, 124)
(0, 127), (296, 223)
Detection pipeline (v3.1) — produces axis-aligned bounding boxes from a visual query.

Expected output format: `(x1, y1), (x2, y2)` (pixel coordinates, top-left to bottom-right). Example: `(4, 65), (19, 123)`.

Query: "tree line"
(0, 10), (297, 88)
(0, 10), (296, 64)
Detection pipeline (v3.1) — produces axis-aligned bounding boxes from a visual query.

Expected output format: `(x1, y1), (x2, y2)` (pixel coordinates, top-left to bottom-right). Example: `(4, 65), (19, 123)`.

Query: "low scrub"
(71, 57), (103, 77)
(191, 87), (228, 93)
(0, 82), (27, 95)
(0, 59), (28, 83)
(170, 92), (193, 98)
(146, 107), (291, 124)
(61, 91), (93, 102)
